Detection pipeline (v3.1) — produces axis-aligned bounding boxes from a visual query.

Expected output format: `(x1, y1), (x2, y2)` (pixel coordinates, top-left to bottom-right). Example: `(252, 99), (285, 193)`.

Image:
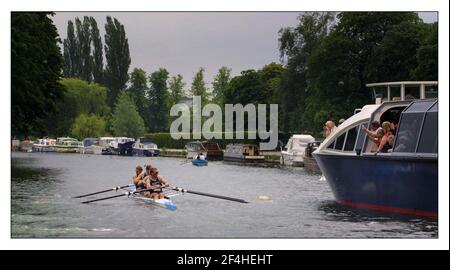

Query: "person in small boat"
(195, 152), (206, 160)
(132, 165), (146, 190)
(144, 167), (170, 199)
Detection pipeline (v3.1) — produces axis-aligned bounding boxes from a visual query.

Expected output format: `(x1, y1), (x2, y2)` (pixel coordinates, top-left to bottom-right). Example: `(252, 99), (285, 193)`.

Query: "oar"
(81, 187), (154, 204)
(166, 186), (248, 203)
(73, 184), (134, 198)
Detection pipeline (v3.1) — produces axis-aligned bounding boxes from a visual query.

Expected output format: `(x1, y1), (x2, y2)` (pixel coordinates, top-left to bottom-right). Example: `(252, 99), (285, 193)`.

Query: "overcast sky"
(52, 12), (438, 91)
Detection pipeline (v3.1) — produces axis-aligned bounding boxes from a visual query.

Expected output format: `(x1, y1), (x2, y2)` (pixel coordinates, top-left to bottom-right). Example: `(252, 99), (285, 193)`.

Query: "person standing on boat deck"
(144, 167), (170, 199)
(132, 165), (146, 190)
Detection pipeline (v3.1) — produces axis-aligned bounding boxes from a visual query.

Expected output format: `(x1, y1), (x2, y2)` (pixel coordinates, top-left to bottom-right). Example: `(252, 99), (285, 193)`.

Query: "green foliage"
(63, 20), (77, 77)
(90, 17), (104, 84)
(71, 114), (107, 139)
(104, 16), (131, 108)
(168, 74), (186, 109)
(224, 69), (265, 105)
(47, 78), (110, 136)
(128, 68), (148, 123)
(11, 12), (64, 137)
(190, 67), (210, 102)
(211, 67), (231, 107)
(413, 22), (438, 80)
(147, 68), (170, 132)
(112, 92), (145, 138)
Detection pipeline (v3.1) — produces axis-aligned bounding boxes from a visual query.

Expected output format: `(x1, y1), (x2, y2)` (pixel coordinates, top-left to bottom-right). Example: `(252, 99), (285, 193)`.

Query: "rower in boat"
(195, 151), (206, 160)
(143, 167), (170, 199)
(132, 165), (146, 190)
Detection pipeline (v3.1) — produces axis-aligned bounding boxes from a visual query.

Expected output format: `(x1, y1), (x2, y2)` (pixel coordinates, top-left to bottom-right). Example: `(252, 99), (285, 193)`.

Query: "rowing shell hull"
(130, 193), (177, 211)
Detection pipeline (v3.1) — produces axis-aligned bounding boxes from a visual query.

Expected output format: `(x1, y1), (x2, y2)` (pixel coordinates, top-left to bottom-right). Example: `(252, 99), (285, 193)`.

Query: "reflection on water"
(11, 152), (438, 238)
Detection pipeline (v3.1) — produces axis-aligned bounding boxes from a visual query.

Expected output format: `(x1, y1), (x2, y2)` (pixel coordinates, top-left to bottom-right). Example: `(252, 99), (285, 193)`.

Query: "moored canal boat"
(55, 137), (81, 153)
(313, 81), (438, 218)
(223, 144), (265, 163)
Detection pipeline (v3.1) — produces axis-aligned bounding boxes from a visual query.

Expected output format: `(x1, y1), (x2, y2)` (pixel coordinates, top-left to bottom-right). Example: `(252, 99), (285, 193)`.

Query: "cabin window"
(354, 123), (367, 155)
(390, 86), (401, 101)
(425, 85), (438, 98)
(327, 140), (335, 150)
(344, 126), (358, 151)
(404, 86), (420, 100)
(394, 101), (429, 153)
(334, 133), (346, 151)
(417, 102), (438, 153)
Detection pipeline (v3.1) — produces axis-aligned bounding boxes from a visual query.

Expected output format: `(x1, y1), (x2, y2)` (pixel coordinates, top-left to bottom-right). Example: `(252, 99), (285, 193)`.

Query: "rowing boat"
(127, 185), (177, 211)
(192, 159), (208, 166)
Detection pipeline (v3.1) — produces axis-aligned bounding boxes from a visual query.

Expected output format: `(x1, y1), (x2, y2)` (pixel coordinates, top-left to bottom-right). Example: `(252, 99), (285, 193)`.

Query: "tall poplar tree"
(104, 16), (131, 108)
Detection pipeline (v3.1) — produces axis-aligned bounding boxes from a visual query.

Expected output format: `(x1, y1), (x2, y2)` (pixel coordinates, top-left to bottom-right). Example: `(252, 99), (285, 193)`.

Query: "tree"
(90, 17), (104, 84)
(147, 68), (170, 132)
(190, 67), (210, 102)
(79, 16), (93, 82)
(211, 66), (231, 108)
(71, 114), (107, 139)
(63, 20), (77, 77)
(112, 92), (145, 138)
(104, 16), (131, 108)
(277, 12), (335, 133)
(47, 78), (110, 136)
(12, 12), (64, 137)
(167, 74), (186, 108)
(413, 22), (438, 80)
(128, 68), (148, 122)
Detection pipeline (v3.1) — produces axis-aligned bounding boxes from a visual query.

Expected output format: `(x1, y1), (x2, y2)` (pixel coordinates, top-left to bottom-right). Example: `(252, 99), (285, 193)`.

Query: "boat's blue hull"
(192, 159), (208, 166)
(314, 153), (438, 219)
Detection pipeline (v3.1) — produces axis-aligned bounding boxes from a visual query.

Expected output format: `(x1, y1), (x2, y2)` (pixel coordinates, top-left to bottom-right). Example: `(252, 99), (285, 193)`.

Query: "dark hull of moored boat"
(314, 153), (438, 219)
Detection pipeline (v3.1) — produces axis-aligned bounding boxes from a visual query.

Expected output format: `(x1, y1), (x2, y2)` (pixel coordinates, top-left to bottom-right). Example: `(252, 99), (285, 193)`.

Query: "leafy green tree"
(128, 68), (148, 122)
(71, 114), (107, 139)
(278, 12), (335, 133)
(47, 78), (110, 136)
(63, 20), (78, 77)
(90, 17), (104, 84)
(413, 22), (438, 80)
(12, 12), (64, 137)
(190, 67), (210, 102)
(260, 63), (284, 104)
(211, 67), (231, 108)
(112, 92), (145, 138)
(167, 74), (186, 108)
(147, 68), (170, 132)
(79, 16), (93, 82)
(224, 69), (265, 105)
(104, 16), (131, 108)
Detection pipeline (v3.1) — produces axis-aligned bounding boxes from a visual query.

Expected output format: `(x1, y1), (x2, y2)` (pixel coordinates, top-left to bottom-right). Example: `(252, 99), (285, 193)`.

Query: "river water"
(11, 152), (437, 238)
